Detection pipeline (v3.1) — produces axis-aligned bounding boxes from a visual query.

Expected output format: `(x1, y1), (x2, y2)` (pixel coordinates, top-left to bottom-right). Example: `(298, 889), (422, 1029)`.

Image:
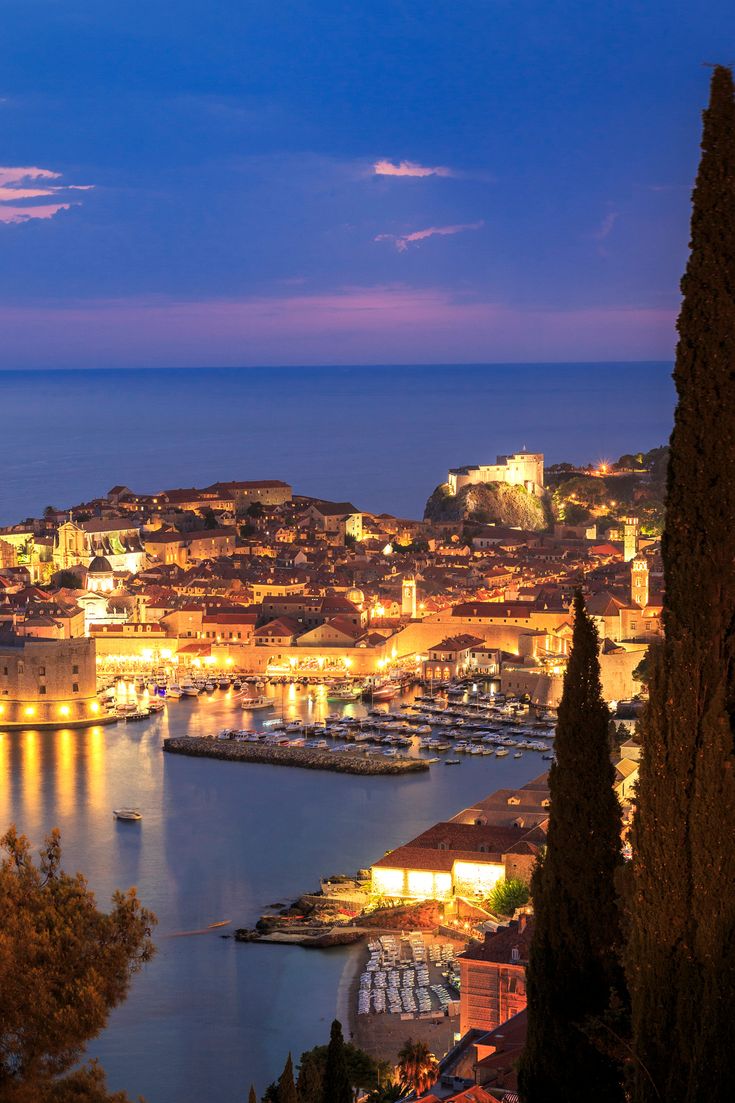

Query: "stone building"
(458, 916), (534, 1036)
(447, 452), (544, 497)
(0, 635), (100, 728)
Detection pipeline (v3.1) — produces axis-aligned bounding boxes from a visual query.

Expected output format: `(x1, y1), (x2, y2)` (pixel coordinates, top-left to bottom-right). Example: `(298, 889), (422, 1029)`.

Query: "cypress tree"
(277, 1055), (298, 1103)
(518, 592), (625, 1103)
(296, 1053), (324, 1103)
(322, 1021), (352, 1103)
(627, 65), (735, 1103)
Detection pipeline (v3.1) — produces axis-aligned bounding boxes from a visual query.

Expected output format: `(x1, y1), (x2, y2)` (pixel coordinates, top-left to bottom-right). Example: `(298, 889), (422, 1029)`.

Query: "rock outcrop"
(424, 480), (549, 530)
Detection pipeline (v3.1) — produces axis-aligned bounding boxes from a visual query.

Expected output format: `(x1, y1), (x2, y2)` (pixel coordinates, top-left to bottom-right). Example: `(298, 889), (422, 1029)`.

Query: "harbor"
(0, 683), (546, 1103)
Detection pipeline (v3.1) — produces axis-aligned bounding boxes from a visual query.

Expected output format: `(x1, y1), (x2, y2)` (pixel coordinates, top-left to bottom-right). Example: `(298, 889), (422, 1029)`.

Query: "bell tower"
(623, 516), (639, 563)
(631, 555), (649, 609)
(401, 576), (417, 618)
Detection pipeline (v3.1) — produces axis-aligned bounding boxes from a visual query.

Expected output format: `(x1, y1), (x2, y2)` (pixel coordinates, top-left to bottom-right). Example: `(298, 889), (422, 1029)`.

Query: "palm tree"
(396, 1040), (438, 1096)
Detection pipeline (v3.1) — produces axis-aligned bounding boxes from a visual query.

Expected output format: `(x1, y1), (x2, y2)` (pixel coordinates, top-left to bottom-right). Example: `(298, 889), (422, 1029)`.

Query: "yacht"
(180, 680), (199, 697)
(113, 808), (142, 822)
(167, 684), (183, 699)
(241, 695), (273, 711)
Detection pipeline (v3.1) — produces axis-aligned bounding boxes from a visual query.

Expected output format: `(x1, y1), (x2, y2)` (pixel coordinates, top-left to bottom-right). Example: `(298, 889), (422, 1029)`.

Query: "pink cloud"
(0, 287), (676, 369)
(0, 166), (60, 186)
(375, 220), (484, 252)
(0, 203), (73, 225)
(0, 165), (93, 225)
(373, 159), (456, 178)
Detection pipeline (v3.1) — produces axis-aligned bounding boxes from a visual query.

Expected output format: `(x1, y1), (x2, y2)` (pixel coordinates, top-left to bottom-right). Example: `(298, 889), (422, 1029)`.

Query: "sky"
(0, 0), (732, 369)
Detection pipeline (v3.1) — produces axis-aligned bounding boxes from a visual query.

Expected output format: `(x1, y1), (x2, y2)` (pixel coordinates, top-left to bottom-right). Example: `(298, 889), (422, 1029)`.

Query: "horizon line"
(0, 359), (674, 373)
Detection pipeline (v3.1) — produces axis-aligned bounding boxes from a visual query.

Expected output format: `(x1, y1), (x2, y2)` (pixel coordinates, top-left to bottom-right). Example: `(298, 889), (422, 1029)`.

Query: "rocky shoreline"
(163, 736), (429, 775)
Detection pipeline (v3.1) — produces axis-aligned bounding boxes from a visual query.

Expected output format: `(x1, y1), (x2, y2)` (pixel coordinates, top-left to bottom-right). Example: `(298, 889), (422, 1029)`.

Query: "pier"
(163, 736), (429, 775)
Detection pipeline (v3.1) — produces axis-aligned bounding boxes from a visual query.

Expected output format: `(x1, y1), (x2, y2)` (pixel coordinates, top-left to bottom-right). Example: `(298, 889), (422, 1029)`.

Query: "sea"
(0, 363), (676, 1102)
(0, 363), (675, 526)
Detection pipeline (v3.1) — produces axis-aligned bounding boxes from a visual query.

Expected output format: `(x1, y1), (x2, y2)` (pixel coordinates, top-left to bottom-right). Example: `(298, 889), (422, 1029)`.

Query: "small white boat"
(514, 751), (523, 759)
(147, 698), (165, 713)
(241, 695), (273, 711)
(495, 748), (509, 757)
(113, 808), (142, 821)
(180, 681), (198, 697)
(167, 684), (183, 699)
(445, 758), (461, 765)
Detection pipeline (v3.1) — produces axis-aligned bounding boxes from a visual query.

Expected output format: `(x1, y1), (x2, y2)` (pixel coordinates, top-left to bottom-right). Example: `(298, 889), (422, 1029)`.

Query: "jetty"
(163, 736), (429, 775)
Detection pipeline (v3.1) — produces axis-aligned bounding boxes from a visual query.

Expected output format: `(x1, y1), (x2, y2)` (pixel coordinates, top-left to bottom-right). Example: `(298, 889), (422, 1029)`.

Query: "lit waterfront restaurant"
(0, 635), (102, 728)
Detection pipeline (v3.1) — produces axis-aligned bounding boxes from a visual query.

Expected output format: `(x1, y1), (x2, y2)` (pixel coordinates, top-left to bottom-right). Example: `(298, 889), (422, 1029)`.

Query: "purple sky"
(0, 2), (731, 368)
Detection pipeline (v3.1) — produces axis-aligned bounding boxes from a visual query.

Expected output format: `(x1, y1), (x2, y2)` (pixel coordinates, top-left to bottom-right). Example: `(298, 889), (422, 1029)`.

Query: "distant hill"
(424, 480), (550, 530)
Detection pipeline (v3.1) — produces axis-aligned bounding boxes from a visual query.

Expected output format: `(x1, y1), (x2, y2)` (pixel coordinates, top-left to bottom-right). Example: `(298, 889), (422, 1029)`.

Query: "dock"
(162, 736), (429, 775)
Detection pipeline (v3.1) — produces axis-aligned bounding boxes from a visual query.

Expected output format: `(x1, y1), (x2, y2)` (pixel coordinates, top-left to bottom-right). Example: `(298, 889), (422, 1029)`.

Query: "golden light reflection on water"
(21, 730), (40, 821)
(56, 729), (74, 817)
(86, 726), (106, 813)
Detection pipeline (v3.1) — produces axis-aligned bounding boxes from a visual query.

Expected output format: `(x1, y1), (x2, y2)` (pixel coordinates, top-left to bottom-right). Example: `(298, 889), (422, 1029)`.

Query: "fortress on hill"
(447, 451), (545, 497)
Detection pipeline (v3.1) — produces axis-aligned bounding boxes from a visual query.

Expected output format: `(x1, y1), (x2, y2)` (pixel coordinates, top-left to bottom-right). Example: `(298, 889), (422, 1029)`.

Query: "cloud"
(373, 159), (456, 178)
(0, 165), (93, 224)
(375, 220), (484, 252)
(0, 287), (677, 369)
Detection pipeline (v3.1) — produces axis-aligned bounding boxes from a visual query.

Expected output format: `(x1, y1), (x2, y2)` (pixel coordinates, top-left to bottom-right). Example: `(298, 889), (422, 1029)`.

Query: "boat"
(370, 681), (400, 702)
(445, 758), (461, 765)
(327, 681), (363, 702)
(205, 682), (215, 693)
(125, 709), (150, 722)
(241, 695), (274, 711)
(113, 808), (142, 821)
(147, 698), (165, 713)
(495, 748), (509, 757)
(167, 684), (183, 699)
(513, 751), (523, 758)
(218, 678), (230, 690)
(232, 680), (242, 690)
(180, 680), (198, 697)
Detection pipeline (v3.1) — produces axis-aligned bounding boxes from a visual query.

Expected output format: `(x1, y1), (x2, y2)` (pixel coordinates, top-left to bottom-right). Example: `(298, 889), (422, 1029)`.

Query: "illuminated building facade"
(447, 452), (545, 497)
(0, 635), (100, 728)
(371, 822), (540, 902)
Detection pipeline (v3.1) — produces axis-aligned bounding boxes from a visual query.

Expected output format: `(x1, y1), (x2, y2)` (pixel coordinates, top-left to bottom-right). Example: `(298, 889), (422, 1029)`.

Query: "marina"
(0, 684), (546, 1103)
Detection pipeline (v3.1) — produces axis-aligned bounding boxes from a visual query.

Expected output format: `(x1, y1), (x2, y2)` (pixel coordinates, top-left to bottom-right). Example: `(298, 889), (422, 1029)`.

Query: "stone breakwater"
(163, 737), (429, 775)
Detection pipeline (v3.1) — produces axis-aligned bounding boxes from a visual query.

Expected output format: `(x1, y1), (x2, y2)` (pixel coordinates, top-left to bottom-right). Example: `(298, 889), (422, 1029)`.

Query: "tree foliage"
(299, 1036), (379, 1096)
(395, 1040), (437, 1096)
(276, 1055), (297, 1103)
(627, 66), (735, 1103)
(0, 827), (156, 1103)
(487, 877), (530, 916)
(518, 593), (625, 1103)
(321, 1021), (352, 1103)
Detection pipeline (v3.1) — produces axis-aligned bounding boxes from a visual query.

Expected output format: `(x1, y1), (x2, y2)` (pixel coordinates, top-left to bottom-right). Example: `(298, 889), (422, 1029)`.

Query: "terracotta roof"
(460, 917), (534, 965)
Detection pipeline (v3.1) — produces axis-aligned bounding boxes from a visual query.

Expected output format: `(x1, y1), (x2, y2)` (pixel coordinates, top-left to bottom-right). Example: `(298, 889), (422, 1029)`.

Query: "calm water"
(0, 363), (675, 524)
(0, 690), (546, 1102)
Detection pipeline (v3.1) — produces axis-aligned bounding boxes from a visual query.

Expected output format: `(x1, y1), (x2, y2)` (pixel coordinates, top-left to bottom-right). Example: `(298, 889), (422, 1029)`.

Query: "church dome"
(346, 587), (365, 607)
(88, 555), (112, 574)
